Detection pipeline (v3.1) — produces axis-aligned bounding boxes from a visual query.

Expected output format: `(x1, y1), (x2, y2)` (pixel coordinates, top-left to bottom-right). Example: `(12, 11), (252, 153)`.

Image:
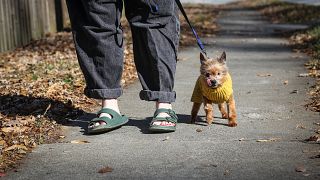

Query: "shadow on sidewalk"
(0, 94), (96, 136)
(124, 114), (194, 134)
(0, 94), (86, 125)
(124, 114), (230, 134)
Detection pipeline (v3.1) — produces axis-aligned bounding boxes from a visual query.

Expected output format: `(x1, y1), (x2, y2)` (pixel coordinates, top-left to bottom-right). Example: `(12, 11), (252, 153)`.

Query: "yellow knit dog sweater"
(191, 73), (233, 104)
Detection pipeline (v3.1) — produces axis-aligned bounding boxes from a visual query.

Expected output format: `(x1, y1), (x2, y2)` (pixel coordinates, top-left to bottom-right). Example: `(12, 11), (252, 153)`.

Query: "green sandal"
(149, 108), (178, 132)
(88, 108), (128, 134)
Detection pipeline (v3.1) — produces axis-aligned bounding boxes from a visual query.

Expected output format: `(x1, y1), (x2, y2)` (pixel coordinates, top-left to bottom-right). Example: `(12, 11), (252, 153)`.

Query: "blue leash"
(175, 0), (207, 56)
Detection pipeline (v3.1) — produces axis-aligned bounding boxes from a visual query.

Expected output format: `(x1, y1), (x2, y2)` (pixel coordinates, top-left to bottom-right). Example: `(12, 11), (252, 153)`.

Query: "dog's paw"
(228, 121), (237, 127)
(206, 119), (213, 125)
(228, 116), (237, 127)
(221, 113), (228, 119)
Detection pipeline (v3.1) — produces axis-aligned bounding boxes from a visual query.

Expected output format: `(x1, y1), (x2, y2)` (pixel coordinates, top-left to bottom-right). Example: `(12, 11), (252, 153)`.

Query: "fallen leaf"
(305, 135), (320, 142)
(256, 138), (280, 142)
(295, 166), (306, 172)
(290, 90), (298, 94)
(4, 144), (28, 152)
(256, 140), (270, 142)
(257, 73), (272, 77)
(291, 55), (302, 59)
(296, 124), (306, 129)
(209, 164), (218, 167)
(1, 127), (18, 133)
(0, 140), (5, 146)
(298, 73), (309, 77)
(224, 169), (230, 175)
(17, 149), (27, 154)
(309, 154), (320, 159)
(302, 149), (320, 153)
(42, 103), (51, 116)
(196, 128), (203, 132)
(283, 80), (288, 85)
(314, 122), (320, 126)
(59, 136), (66, 139)
(98, 166), (113, 174)
(302, 173), (310, 177)
(162, 136), (170, 141)
(70, 140), (90, 144)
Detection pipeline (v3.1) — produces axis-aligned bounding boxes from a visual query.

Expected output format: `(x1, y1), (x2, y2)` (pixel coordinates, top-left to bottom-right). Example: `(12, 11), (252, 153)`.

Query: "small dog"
(191, 52), (237, 127)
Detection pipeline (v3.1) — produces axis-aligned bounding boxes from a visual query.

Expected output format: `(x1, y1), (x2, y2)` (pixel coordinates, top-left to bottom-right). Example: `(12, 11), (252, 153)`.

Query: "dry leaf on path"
(310, 154), (320, 159)
(224, 169), (230, 175)
(98, 166), (113, 174)
(298, 73), (309, 77)
(257, 73), (272, 77)
(162, 136), (170, 141)
(296, 124), (306, 129)
(70, 140), (90, 144)
(290, 90), (299, 94)
(196, 128), (203, 132)
(256, 138), (280, 142)
(305, 135), (320, 142)
(283, 80), (289, 85)
(4, 144), (28, 152)
(295, 166), (307, 172)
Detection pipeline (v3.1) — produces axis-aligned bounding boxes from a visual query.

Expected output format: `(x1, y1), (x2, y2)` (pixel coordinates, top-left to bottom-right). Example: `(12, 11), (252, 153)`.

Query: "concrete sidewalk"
(4, 4), (320, 180)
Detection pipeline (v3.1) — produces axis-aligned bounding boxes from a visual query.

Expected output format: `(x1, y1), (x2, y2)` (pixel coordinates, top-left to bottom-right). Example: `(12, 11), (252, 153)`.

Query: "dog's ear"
(200, 52), (208, 64)
(218, 51), (226, 64)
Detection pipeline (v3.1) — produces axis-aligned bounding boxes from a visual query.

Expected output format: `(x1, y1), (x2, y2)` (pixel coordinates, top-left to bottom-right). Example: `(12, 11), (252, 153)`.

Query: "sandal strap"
(90, 116), (111, 123)
(152, 108), (178, 124)
(97, 108), (121, 118)
(90, 108), (128, 128)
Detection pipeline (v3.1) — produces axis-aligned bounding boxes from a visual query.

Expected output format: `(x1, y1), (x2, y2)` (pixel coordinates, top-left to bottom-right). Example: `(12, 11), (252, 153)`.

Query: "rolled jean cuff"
(84, 88), (123, 99)
(139, 90), (176, 103)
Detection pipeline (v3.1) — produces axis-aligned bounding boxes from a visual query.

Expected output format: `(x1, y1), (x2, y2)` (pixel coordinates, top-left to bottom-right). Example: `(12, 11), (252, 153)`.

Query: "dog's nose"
(210, 80), (217, 86)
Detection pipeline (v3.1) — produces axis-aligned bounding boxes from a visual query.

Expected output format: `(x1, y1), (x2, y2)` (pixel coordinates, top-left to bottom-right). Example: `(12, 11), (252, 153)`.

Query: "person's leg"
(124, 0), (180, 128)
(66, 0), (124, 128)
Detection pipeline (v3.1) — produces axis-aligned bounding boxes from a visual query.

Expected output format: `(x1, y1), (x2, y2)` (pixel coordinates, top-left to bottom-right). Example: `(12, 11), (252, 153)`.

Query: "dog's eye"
(206, 73), (210, 77)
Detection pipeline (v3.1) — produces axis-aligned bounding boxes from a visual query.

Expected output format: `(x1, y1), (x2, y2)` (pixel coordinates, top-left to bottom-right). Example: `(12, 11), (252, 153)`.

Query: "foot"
(88, 99), (120, 129)
(228, 116), (237, 127)
(221, 112), (228, 119)
(149, 106), (178, 132)
(151, 102), (175, 127)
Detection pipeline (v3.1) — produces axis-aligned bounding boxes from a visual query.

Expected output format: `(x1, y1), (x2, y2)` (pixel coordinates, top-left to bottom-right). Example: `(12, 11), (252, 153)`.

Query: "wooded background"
(0, 0), (69, 52)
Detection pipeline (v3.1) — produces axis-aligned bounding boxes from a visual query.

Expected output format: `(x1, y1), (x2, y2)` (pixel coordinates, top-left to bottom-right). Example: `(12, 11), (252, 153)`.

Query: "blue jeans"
(66, 0), (180, 103)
